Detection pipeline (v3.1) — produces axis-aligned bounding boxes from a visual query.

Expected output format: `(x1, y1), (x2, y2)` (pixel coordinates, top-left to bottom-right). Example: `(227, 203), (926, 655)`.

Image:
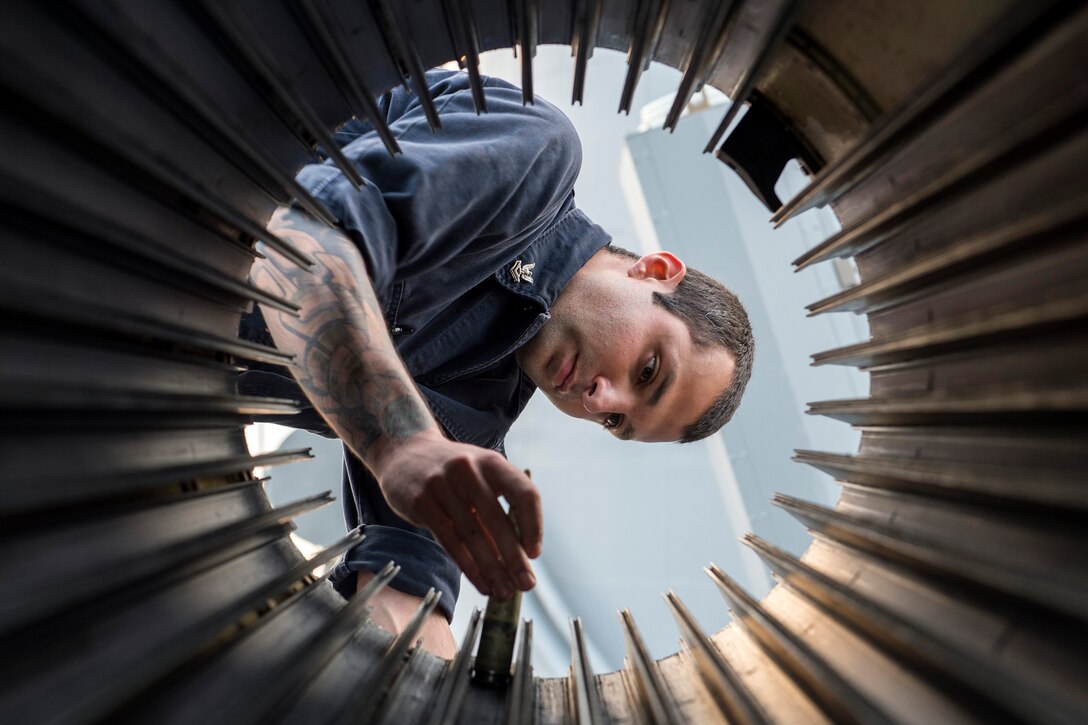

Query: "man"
(241, 69), (754, 657)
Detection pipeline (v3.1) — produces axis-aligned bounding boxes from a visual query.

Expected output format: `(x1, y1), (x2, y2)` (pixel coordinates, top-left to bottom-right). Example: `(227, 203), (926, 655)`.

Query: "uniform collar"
(494, 205), (611, 309)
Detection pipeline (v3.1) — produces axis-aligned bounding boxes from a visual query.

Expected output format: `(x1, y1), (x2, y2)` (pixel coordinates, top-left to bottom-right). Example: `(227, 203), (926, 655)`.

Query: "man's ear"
(628, 251), (687, 289)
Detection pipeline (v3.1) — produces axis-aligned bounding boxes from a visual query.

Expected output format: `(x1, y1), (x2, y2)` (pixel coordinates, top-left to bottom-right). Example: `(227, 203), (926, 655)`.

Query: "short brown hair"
(606, 245), (754, 442)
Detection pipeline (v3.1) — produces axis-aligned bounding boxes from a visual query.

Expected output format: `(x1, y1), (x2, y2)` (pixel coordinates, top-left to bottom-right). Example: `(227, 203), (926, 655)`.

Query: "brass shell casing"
(472, 500), (525, 688)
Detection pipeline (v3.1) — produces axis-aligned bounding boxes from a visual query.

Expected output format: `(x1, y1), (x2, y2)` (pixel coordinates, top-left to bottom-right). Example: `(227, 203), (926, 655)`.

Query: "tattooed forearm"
(251, 207), (437, 463)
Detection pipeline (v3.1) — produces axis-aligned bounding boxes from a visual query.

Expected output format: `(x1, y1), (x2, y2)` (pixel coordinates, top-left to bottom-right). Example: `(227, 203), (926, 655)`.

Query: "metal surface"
(619, 608), (685, 724)
(706, 564), (890, 725)
(772, 0), (1072, 224)
(188, 0), (365, 192)
(715, 94), (823, 211)
(570, 0), (602, 105)
(703, 0), (804, 153)
(509, 620), (535, 723)
(741, 533), (1051, 723)
(664, 591), (769, 725)
(511, 0), (540, 104)
(295, 0), (401, 156)
(1, 0), (1085, 722)
(617, 0), (670, 115)
(663, 0), (738, 132)
(569, 617), (605, 724)
(426, 608), (483, 725)
(371, 0), (442, 132)
(441, 0), (487, 114)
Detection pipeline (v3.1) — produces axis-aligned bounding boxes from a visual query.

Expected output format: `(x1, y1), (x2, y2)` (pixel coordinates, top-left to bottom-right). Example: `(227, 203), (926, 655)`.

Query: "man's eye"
(603, 413), (623, 430)
(638, 355), (658, 384)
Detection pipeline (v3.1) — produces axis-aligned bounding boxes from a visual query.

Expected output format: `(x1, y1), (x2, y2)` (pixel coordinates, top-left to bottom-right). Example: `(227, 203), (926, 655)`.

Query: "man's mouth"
(553, 353), (577, 393)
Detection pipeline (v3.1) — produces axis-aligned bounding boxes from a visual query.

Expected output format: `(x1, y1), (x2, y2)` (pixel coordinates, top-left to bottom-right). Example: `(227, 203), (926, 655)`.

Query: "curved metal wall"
(1, 1), (1084, 722)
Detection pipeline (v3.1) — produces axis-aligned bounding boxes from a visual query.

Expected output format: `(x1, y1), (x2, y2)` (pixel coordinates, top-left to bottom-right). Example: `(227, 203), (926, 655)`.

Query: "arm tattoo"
(250, 208), (436, 460)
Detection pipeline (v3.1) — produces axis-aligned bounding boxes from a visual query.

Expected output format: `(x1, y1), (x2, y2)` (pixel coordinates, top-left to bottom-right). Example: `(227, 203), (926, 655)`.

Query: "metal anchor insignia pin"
(509, 260), (535, 284)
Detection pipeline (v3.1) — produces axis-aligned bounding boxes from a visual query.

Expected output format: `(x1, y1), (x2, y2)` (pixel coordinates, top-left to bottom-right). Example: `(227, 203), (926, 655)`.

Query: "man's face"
(516, 251), (735, 442)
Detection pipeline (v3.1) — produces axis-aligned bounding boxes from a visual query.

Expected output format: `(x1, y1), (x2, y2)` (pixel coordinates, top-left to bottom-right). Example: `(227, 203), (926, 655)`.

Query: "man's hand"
(369, 429), (542, 599)
(252, 206), (541, 597)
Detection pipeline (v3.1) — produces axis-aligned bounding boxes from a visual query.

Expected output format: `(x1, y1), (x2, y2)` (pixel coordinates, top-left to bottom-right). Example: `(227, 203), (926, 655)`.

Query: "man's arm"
(250, 206), (541, 602)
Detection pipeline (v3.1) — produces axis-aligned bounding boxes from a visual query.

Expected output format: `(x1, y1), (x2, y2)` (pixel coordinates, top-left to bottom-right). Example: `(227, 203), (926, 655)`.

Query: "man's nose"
(582, 376), (626, 414)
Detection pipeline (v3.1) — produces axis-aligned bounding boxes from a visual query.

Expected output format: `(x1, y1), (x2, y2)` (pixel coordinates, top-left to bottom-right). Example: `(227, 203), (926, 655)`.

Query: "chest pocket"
(425, 358), (528, 447)
(396, 273), (533, 381)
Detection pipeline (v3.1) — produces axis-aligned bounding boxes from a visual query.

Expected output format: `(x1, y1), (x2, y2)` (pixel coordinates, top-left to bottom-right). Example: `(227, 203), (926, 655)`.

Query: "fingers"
(481, 457), (543, 560)
(430, 482), (516, 599)
(424, 509), (487, 594)
(453, 456), (540, 593)
(430, 455), (538, 598)
(473, 498), (535, 593)
(377, 438), (543, 600)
